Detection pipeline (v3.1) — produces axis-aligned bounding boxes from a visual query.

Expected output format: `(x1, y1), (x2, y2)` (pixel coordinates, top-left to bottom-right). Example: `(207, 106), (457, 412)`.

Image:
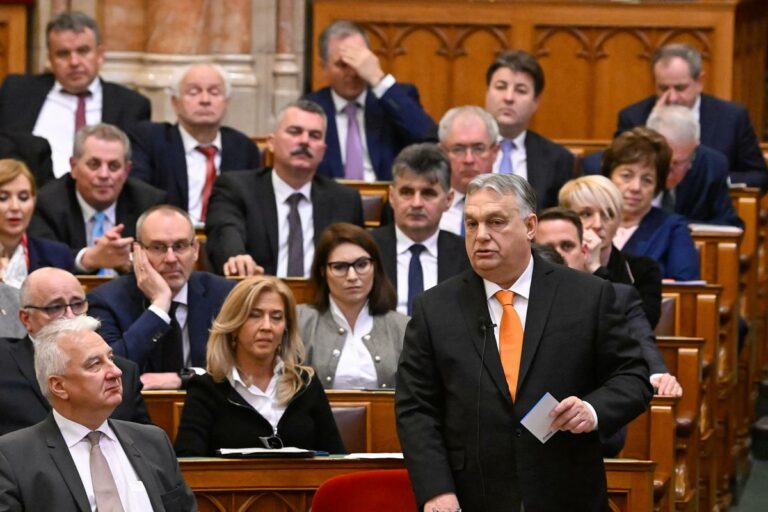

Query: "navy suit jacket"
(304, 84), (438, 180)
(524, 130), (576, 210)
(622, 207), (700, 281)
(87, 272), (235, 372)
(616, 93), (768, 190)
(127, 121), (261, 211)
(27, 236), (75, 273)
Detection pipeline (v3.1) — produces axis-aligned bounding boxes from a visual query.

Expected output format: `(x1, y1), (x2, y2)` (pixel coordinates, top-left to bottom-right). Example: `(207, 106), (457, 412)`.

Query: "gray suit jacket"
(297, 305), (408, 390)
(0, 414), (196, 511)
(0, 285), (23, 339)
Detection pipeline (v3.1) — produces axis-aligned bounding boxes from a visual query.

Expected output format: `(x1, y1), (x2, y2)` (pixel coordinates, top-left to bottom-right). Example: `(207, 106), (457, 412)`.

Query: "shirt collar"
(483, 251), (534, 302)
(52, 408), (115, 449)
(271, 169), (312, 202)
(229, 358), (285, 390)
(329, 295), (372, 333)
(331, 88), (368, 114)
(691, 94), (702, 123)
(172, 281), (189, 305)
(394, 225), (440, 256)
(76, 190), (117, 225)
(53, 77), (102, 96)
(450, 189), (465, 208)
(178, 123), (222, 154)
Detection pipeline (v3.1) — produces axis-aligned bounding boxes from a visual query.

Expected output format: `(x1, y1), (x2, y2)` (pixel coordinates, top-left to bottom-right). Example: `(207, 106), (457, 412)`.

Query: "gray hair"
(136, 204), (195, 243)
(171, 62), (232, 98)
(466, 173), (537, 217)
(318, 20), (369, 62)
(646, 105), (700, 145)
(46, 11), (101, 46)
(275, 99), (327, 131)
(34, 316), (101, 400)
(391, 143), (451, 191)
(438, 106), (499, 145)
(652, 43), (702, 80)
(73, 123), (131, 162)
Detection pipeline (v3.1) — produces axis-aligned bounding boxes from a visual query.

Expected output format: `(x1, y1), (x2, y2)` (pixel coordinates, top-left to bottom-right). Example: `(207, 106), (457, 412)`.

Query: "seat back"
(331, 403), (371, 453)
(312, 469), (417, 511)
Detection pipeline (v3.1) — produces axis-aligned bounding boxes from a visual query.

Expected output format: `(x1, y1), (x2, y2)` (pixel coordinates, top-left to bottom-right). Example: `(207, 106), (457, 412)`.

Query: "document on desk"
(217, 447), (314, 458)
(520, 392), (559, 444)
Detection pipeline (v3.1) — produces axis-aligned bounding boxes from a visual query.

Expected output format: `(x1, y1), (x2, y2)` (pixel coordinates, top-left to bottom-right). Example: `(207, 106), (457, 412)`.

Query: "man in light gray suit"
(0, 283), (24, 338)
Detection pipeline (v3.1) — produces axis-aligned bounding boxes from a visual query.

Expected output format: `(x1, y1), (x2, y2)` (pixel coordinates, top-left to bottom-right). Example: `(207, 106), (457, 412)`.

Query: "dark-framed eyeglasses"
(258, 435), (284, 449)
(138, 239), (196, 257)
(23, 299), (88, 318)
(327, 256), (374, 277)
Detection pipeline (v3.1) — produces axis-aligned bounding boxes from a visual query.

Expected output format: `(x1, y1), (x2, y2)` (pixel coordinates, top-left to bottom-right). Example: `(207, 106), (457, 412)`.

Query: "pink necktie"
(343, 103), (364, 180)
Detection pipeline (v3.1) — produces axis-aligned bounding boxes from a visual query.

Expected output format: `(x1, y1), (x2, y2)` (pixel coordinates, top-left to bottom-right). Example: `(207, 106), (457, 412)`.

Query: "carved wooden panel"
(0, 5), (27, 81)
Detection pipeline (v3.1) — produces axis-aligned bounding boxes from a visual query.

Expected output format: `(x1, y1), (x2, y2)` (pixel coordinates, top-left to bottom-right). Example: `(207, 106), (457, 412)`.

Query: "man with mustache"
(205, 99), (364, 277)
(370, 143), (469, 315)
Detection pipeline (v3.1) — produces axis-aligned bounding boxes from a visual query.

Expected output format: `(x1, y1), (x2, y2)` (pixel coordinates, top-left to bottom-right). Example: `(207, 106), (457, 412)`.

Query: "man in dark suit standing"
(205, 99), (364, 277)
(88, 205), (234, 390)
(0, 315), (196, 511)
(484, 50), (574, 210)
(616, 43), (767, 190)
(0, 11), (150, 178)
(304, 20), (437, 181)
(0, 267), (150, 436)
(371, 143), (469, 315)
(28, 123), (166, 275)
(128, 63), (261, 222)
(396, 173), (652, 511)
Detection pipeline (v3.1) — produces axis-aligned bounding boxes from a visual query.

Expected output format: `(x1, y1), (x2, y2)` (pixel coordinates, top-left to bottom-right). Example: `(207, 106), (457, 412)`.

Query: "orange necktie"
(495, 290), (524, 401)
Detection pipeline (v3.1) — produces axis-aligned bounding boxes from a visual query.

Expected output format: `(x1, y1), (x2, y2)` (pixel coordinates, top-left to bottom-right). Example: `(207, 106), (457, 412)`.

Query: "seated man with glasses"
(87, 205), (235, 389)
(0, 267), (150, 435)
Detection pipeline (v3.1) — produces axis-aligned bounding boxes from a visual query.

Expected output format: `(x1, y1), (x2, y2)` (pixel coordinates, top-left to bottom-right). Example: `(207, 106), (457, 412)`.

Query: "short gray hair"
(276, 99), (327, 131)
(318, 20), (369, 62)
(171, 62), (232, 98)
(73, 123), (131, 162)
(646, 105), (700, 145)
(392, 143), (451, 191)
(466, 173), (537, 217)
(438, 106), (499, 145)
(34, 316), (101, 400)
(46, 11), (100, 46)
(652, 43), (702, 80)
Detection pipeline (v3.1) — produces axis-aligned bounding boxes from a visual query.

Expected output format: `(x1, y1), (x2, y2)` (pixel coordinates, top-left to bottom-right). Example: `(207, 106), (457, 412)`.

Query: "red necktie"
(495, 290), (524, 400)
(195, 145), (218, 221)
(74, 91), (90, 133)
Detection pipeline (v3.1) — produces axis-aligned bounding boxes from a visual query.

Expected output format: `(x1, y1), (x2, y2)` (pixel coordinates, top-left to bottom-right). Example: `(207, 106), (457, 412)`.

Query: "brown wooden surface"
(0, 4), (26, 82)
(337, 179), (391, 228)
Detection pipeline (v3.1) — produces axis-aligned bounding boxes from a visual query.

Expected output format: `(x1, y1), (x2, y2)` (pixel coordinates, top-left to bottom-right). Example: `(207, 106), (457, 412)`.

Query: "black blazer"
(0, 74), (150, 133)
(127, 121), (261, 211)
(0, 131), (54, 188)
(395, 256), (652, 510)
(369, 224), (470, 292)
(0, 335), (151, 436)
(28, 174), (167, 258)
(524, 130), (575, 211)
(205, 168), (365, 275)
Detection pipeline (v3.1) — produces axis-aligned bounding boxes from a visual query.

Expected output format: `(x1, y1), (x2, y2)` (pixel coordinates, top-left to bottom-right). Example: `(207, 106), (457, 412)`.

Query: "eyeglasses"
(446, 144), (490, 159)
(258, 435), (284, 449)
(23, 299), (88, 318)
(327, 257), (373, 277)
(138, 239), (196, 257)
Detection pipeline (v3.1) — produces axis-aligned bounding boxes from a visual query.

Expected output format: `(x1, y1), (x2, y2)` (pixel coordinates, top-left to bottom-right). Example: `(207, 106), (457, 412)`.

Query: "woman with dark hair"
(298, 223), (408, 390)
(601, 127), (699, 281)
(174, 275), (345, 456)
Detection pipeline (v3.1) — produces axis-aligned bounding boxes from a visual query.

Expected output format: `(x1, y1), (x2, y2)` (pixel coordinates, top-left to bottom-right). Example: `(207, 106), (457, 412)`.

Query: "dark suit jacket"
(205, 167), (365, 275)
(370, 225), (470, 293)
(304, 84), (438, 180)
(0, 74), (151, 133)
(524, 130), (576, 211)
(0, 131), (54, 187)
(127, 121), (261, 211)
(0, 335), (150, 436)
(87, 272), (235, 372)
(0, 414), (195, 511)
(613, 283), (666, 374)
(27, 236), (76, 273)
(27, 174), (167, 260)
(616, 93), (768, 190)
(396, 256), (652, 511)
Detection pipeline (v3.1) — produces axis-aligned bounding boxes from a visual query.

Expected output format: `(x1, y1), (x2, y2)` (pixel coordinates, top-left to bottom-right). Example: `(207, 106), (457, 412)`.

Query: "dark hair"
(601, 126), (671, 195)
(485, 50), (544, 97)
(392, 143), (451, 191)
(532, 243), (565, 266)
(310, 223), (397, 315)
(46, 11), (100, 46)
(318, 20), (370, 62)
(652, 43), (702, 79)
(538, 207), (584, 243)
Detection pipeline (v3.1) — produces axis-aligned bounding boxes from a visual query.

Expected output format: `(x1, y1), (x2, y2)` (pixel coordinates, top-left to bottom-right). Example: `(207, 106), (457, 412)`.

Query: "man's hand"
(651, 373), (683, 397)
(81, 224), (133, 272)
(653, 89), (672, 111)
(133, 242), (172, 311)
(223, 255), (264, 277)
(140, 372), (182, 390)
(549, 396), (597, 434)
(339, 41), (385, 86)
(583, 229), (603, 273)
(423, 493), (461, 512)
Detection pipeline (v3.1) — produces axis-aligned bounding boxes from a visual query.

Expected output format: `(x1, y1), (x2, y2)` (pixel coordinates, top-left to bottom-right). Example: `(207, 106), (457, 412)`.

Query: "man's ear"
(48, 375), (68, 401)
(525, 213), (538, 241)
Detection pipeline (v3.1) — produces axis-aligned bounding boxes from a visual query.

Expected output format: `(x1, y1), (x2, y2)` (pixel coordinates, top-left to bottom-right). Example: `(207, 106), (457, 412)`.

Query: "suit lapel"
(24, 75), (55, 131)
(319, 90), (343, 178)
(258, 170), (280, 264)
(186, 274), (209, 366)
(436, 231), (457, 282)
(311, 177), (332, 237)
(65, 176), (89, 249)
(523, 133), (547, 210)
(364, 91), (384, 175)
(42, 415), (91, 511)
(110, 421), (164, 511)
(9, 336), (50, 409)
(170, 125), (190, 209)
(698, 95), (718, 147)
(378, 226), (398, 288)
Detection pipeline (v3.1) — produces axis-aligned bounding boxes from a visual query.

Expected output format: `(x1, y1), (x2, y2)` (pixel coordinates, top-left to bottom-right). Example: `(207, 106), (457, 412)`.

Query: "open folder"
(217, 447), (315, 458)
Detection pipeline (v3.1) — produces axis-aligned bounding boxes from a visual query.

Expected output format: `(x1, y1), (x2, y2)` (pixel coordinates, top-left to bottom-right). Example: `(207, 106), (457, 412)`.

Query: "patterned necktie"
(286, 193), (304, 277)
(343, 102), (364, 180)
(160, 301), (183, 372)
(407, 244), (426, 315)
(494, 290), (524, 400)
(499, 139), (515, 175)
(85, 431), (125, 512)
(195, 145), (218, 222)
(92, 211), (108, 276)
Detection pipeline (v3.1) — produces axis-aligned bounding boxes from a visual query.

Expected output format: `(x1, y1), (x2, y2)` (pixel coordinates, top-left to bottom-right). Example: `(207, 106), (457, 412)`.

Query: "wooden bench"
(337, 179), (391, 229)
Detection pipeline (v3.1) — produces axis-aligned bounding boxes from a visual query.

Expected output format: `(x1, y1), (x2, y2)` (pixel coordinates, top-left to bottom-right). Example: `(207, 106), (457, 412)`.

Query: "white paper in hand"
(520, 392), (559, 443)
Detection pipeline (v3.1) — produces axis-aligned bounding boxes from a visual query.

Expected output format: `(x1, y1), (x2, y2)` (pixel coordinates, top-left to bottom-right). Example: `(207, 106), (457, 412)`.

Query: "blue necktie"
(499, 139), (515, 174)
(407, 244), (426, 315)
(92, 212), (108, 276)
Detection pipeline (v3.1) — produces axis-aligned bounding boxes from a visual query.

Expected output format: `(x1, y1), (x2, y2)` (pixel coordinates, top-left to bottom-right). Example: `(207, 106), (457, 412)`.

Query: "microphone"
(476, 317), (494, 507)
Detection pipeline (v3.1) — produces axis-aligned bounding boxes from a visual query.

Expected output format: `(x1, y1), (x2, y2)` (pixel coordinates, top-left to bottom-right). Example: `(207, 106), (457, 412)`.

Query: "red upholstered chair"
(311, 469), (418, 511)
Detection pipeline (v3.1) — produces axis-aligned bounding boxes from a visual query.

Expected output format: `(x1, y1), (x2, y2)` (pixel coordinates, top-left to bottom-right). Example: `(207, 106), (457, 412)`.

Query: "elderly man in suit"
(205, 99), (364, 277)
(0, 315), (196, 511)
(370, 143), (470, 315)
(616, 43), (767, 190)
(88, 205), (234, 390)
(395, 173), (652, 511)
(484, 50), (574, 210)
(0, 11), (150, 177)
(28, 123), (166, 275)
(304, 20), (437, 181)
(128, 63), (261, 223)
(0, 268), (149, 436)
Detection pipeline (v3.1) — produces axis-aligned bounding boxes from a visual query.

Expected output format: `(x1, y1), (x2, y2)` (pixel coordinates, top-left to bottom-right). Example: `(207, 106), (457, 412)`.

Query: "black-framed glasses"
(327, 257), (373, 277)
(138, 239), (196, 257)
(23, 299), (88, 318)
(258, 435), (284, 449)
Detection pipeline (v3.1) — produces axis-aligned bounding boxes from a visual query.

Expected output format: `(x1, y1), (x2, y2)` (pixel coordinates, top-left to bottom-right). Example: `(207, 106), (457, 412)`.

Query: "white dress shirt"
(492, 130), (528, 180)
(395, 226), (439, 315)
(33, 79), (103, 177)
(178, 125), (222, 223)
(229, 359), (287, 431)
(439, 189), (465, 236)
(329, 296), (377, 389)
(272, 171), (314, 277)
(74, 192), (117, 275)
(148, 282), (192, 367)
(52, 409), (153, 512)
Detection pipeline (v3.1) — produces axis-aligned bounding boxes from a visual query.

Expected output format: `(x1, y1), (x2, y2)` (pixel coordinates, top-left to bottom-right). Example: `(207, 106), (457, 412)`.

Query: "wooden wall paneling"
(0, 4), (27, 82)
(733, 1), (768, 138)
